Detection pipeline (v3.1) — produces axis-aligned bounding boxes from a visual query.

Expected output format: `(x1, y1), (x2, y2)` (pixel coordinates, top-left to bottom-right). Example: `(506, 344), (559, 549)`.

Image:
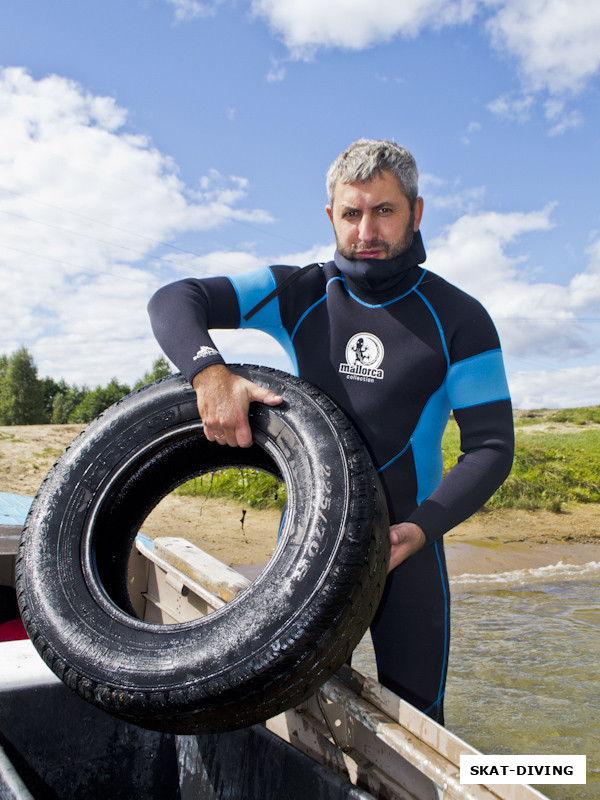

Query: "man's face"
(326, 171), (423, 260)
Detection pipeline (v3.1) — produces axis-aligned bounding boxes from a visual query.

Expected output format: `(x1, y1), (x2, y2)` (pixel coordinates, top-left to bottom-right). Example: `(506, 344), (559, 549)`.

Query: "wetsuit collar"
(334, 230), (426, 293)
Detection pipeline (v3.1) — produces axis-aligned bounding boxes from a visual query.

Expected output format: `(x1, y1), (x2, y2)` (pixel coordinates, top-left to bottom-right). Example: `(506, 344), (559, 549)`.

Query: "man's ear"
(413, 197), (424, 231)
(325, 204), (334, 225)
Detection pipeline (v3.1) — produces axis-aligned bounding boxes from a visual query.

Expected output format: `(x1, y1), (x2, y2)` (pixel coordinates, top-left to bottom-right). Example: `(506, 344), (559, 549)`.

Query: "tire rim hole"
(83, 425), (286, 626)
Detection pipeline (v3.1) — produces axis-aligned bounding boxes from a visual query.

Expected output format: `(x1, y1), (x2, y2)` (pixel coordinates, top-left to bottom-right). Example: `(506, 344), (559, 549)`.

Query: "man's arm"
(148, 277), (240, 382)
(406, 399), (514, 545)
(389, 400), (513, 572)
(148, 278), (282, 446)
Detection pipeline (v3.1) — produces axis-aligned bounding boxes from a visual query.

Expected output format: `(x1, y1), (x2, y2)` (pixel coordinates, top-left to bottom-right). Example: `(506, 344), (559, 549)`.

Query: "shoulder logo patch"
(339, 333), (384, 382)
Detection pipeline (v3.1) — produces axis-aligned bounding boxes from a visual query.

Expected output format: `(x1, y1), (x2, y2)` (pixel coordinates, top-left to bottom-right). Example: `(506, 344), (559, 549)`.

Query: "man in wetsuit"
(148, 139), (514, 723)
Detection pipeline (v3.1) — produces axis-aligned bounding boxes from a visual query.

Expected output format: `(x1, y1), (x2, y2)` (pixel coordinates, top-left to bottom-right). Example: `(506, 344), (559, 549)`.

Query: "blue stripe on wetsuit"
(410, 383), (452, 504)
(380, 342), (510, 507)
(228, 268), (300, 376)
(423, 539), (449, 722)
(409, 352), (509, 504)
(447, 349), (510, 409)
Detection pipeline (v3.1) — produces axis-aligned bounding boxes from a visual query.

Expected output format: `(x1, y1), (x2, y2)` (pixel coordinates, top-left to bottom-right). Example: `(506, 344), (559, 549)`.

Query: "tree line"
(0, 346), (171, 425)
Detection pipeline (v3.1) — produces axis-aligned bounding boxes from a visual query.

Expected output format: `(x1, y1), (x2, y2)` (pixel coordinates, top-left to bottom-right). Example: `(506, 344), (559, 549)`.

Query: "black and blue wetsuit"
(148, 231), (514, 723)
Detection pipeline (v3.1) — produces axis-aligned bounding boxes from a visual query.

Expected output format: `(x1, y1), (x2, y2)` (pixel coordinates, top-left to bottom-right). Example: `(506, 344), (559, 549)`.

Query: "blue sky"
(1, 0), (600, 407)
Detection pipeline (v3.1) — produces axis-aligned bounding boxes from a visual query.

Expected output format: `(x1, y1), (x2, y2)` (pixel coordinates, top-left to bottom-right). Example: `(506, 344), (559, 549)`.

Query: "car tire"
(16, 366), (389, 733)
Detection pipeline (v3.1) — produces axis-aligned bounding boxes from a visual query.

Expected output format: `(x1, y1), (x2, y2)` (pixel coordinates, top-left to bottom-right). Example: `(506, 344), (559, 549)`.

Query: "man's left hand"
(388, 522), (426, 573)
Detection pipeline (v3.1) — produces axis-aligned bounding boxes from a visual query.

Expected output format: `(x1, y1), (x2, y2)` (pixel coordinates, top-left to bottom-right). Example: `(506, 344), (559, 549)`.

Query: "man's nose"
(358, 214), (376, 242)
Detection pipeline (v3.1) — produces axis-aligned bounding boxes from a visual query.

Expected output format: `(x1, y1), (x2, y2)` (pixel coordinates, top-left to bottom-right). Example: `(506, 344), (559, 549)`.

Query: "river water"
(353, 559), (600, 800)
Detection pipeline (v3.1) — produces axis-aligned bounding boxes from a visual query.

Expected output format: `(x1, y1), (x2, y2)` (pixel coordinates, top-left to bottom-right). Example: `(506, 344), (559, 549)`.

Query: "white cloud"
(424, 180), (487, 214)
(488, 91), (583, 137)
(276, 243), (336, 266)
(428, 205), (556, 288)
(211, 329), (294, 372)
(169, 242), (336, 279)
(544, 99), (584, 136)
(163, 0), (600, 101)
(484, 1), (600, 134)
(487, 93), (535, 123)
(428, 206), (600, 363)
(425, 206), (600, 407)
(461, 120), (482, 145)
(509, 365), (600, 409)
(167, 0), (224, 21)
(164, 249), (269, 278)
(266, 57), (287, 83)
(247, 0), (600, 103)
(250, 0), (475, 54)
(486, 0), (600, 95)
(0, 67), (270, 386)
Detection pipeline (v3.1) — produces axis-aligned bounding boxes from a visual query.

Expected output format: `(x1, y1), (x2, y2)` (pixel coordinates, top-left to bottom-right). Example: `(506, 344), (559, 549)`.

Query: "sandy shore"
(2, 423), (599, 578)
(139, 495), (600, 578)
(443, 505), (600, 575)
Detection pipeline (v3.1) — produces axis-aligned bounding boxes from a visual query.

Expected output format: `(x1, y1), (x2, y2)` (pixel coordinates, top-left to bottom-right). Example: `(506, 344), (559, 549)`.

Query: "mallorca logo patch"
(339, 332), (384, 382)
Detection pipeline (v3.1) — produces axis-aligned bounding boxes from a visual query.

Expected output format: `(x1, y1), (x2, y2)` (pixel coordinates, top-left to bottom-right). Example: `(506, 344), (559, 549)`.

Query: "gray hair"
(326, 139), (419, 207)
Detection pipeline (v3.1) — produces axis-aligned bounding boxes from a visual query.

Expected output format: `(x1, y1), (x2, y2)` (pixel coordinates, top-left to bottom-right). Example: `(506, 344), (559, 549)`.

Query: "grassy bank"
(443, 407), (600, 512)
(177, 406), (600, 513)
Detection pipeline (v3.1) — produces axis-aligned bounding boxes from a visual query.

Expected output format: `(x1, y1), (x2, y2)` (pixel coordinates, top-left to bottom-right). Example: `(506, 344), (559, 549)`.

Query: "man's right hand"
(192, 364), (283, 448)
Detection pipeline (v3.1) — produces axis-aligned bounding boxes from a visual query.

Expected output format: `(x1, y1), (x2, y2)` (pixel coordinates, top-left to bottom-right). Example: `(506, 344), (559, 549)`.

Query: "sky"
(1, 0), (600, 408)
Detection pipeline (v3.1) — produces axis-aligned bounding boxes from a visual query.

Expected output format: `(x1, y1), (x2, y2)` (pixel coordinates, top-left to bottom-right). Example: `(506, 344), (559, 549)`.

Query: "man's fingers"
(387, 522), (426, 572)
(207, 417), (252, 448)
(213, 383), (282, 447)
(247, 384), (283, 406)
(232, 420), (253, 448)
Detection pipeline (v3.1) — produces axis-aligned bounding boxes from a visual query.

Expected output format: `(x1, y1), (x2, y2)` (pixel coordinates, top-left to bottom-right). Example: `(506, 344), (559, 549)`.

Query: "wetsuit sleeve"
(147, 277), (240, 383)
(406, 397), (514, 542)
(406, 322), (515, 543)
(148, 266), (301, 383)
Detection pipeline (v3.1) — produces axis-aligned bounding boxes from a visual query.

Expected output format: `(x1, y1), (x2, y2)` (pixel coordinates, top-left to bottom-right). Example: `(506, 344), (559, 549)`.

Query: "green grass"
(175, 469), (286, 510)
(175, 406), (600, 515)
(444, 413), (600, 512)
(514, 406), (600, 427)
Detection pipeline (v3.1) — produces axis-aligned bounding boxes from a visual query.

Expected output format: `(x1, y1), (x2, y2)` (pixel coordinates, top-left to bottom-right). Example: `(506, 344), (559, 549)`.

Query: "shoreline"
(444, 539), (599, 578)
(443, 504), (600, 576)
(235, 540), (600, 583)
(2, 423), (600, 580)
(232, 504), (600, 580)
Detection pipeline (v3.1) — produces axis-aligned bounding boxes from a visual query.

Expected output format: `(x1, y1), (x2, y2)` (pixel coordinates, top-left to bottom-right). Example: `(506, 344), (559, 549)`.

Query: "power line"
(0, 183), (310, 257)
(0, 206), (235, 274)
(0, 242), (151, 286)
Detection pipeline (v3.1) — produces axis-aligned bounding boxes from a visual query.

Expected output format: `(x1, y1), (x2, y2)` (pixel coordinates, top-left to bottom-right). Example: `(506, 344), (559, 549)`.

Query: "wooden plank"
(134, 536), (230, 623)
(133, 536), (551, 800)
(151, 536), (251, 603)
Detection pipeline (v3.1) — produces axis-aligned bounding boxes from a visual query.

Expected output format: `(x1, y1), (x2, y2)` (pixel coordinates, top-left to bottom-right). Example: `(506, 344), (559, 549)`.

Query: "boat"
(0, 491), (550, 799)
